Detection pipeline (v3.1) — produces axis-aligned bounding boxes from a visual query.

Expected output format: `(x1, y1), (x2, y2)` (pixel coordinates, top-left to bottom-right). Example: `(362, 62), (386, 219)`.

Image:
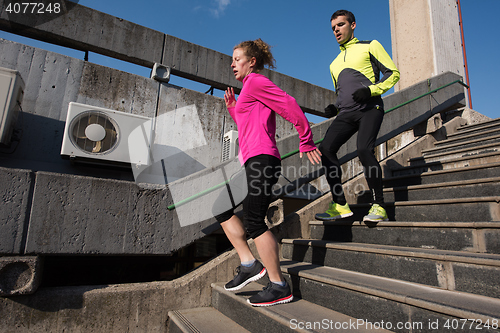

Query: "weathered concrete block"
(0, 256), (42, 296)
(77, 61), (159, 118)
(25, 171), (217, 255)
(453, 262), (500, 298)
(485, 229), (500, 254)
(0, 167), (33, 254)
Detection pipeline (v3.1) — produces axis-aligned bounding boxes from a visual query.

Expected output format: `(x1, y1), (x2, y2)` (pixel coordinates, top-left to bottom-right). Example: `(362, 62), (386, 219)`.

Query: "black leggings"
(213, 154), (281, 239)
(319, 107), (384, 206)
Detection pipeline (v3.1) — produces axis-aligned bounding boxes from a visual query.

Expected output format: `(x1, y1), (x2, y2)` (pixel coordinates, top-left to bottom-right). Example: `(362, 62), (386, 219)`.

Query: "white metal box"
(0, 67), (25, 146)
(221, 130), (238, 162)
(61, 102), (153, 166)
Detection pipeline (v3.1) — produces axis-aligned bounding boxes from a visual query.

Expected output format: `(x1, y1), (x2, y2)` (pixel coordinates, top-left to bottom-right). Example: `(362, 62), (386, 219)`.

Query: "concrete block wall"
(25, 171), (218, 255)
(0, 167), (33, 254)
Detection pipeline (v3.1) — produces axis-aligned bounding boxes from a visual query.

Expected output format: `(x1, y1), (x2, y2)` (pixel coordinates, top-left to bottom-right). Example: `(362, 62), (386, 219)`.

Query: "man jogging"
(315, 9), (400, 222)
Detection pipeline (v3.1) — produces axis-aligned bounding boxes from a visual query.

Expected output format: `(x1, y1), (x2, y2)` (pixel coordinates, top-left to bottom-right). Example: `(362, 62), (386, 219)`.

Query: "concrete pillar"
(389, 0), (467, 105)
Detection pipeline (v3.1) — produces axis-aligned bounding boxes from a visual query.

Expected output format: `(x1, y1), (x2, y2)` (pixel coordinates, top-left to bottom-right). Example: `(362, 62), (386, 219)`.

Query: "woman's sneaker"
(247, 281), (293, 307)
(315, 202), (353, 221)
(224, 260), (267, 291)
(363, 204), (389, 222)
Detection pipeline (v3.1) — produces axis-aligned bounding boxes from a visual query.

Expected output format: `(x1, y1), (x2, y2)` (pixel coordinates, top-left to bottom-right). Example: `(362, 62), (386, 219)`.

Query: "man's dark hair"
(331, 10), (355, 24)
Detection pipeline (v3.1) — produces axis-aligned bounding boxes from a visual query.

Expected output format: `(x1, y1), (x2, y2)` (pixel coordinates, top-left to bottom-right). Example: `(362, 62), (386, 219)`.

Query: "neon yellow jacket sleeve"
(367, 40), (400, 96)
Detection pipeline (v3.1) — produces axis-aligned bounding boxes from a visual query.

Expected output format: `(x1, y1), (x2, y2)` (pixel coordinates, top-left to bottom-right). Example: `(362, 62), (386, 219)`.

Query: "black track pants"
(319, 107), (385, 206)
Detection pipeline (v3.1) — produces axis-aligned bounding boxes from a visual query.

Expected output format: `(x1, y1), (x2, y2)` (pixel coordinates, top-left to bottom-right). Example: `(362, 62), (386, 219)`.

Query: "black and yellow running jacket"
(330, 37), (400, 113)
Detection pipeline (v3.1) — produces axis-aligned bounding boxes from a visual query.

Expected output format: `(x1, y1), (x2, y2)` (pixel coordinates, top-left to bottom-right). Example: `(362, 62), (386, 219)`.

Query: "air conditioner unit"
(0, 67), (25, 146)
(61, 102), (153, 166)
(221, 130), (238, 162)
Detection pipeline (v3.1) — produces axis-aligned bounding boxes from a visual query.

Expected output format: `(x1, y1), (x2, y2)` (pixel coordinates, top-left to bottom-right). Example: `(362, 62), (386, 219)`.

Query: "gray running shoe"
(247, 281), (293, 307)
(224, 260), (267, 291)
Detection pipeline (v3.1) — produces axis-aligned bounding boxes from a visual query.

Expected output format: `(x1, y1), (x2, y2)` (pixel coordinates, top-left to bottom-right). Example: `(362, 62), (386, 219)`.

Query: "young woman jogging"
(215, 38), (321, 306)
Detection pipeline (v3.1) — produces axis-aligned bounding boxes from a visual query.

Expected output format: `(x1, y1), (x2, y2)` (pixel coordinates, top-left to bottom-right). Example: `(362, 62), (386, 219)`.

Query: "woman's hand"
(300, 148), (322, 165)
(224, 87), (236, 108)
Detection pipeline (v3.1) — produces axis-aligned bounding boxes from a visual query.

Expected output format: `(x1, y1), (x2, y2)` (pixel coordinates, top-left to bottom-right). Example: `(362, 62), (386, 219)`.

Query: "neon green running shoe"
(363, 204), (389, 222)
(315, 202), (353, 221)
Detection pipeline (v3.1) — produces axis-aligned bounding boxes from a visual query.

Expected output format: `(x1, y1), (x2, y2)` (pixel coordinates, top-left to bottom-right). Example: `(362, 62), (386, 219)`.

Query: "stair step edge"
(457, 118), (500, 132)
(281, 239), (500, 267)
(348, 196), (500, 207)
(452, 122), (500, 137)
(422, 139), (500, 155)
(383, 176), (500, 192)
(211, 282), (392, 332)
(407, 150), (500, 164)
(436, 129), (500, 145)
(385, 162), (500, 182)
(168, 308), (250, 333)
(309, 221), (500, 228)
(281, 261), (500, 321)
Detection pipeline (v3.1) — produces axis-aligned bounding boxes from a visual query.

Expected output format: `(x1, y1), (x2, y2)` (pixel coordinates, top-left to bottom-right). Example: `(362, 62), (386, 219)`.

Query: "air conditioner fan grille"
(69, 111), (119, 154)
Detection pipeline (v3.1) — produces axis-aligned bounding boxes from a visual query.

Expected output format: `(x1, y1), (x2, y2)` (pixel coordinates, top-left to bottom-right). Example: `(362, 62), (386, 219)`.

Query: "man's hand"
(324, 104), (338, 118)
(352, 87), (371, 103)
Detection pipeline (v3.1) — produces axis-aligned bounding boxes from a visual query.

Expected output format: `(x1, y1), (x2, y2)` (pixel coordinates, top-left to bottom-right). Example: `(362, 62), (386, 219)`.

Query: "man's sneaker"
(363, 204), (389, 222)
(315, 202), (353, 221)
(247, 281), (293, 307)
(224, 260), (267, 291)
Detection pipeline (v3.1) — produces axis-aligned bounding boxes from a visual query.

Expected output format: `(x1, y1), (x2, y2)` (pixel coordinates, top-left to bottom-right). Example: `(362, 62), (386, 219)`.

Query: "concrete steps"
(405, 148), (500, 170)
(209, 282), (392, 332)
(430, 130), (500, 151)
(280, 118), (500, 331)
(280, 261), (500, 332)
(309, 221), (500, 254)
(349, 197), (500, 222)
(384, 162), (500, 187)
(410, 143), (500, 166)
(400, 118), (500, 172)
(422, 124), (500, 156)
(452, 118), (500, 135)
(168, 307), (250, 333)
(437, 118), (500, 145)
(168, 118), (500, 332)
(168, 281), (395, 332)
(382, 177), (500, 202)
(281, 239), (500, 298)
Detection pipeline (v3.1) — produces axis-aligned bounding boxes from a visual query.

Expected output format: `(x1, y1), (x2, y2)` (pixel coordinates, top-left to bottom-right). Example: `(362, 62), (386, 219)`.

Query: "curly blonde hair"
(234, 38), (276, 71)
